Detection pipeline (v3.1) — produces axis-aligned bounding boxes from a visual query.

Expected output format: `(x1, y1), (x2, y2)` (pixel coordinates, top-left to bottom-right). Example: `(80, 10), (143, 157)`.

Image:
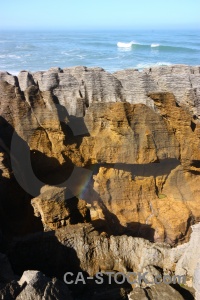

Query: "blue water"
(0, 30), (200, 74)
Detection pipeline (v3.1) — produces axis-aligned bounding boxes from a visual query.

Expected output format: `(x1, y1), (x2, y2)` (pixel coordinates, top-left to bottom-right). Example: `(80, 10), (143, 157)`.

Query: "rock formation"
(0, 64), (200, 299)
(1, 222), (197, 299)
(1, 65), (200, 243)
(31, 185), (90, 230)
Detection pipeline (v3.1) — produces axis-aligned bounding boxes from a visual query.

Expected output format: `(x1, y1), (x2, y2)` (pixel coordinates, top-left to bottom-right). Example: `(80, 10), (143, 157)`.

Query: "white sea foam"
(117, 41), (136, 48)
(0, 69), (19, 75)
(136, 62), (172, 69)
(0, 54), (21, 59)
(10, 70), (20, 75)
(77, 55), (85, 59)
(8, 54), (21, 59)
(151, 43), (160, 48)
(106, 56), (120, 60)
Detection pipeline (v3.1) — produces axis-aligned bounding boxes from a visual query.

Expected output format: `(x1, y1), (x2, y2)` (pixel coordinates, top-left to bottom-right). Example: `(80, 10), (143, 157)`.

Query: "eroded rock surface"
(0, 65), (200, 245)
(128, 284), (185, 300)
(31, 186), (90, 230)
(5, 222), (196, 299)
(16, 270), (73, 300)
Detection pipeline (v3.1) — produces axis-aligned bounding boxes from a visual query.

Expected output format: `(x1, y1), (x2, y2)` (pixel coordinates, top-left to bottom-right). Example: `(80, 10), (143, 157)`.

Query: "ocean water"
(0, 30), (200, 74)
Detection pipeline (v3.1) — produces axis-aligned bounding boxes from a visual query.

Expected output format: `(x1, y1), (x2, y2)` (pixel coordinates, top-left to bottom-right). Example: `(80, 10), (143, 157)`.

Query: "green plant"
(158, 193), (167, 199)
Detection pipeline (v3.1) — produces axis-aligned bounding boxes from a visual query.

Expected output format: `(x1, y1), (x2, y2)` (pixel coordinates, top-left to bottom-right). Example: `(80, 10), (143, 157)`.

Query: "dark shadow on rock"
(126, 222), (155, 241)
(190, 160), (200, 175)
(91, 219), (155, 242)
(86, 159), (180, 178)
(6, 230), (131, 299)
(80, 167), (155, 241)
(53, 95), (90, 148)
(0, 118), (43, 237)
(0, 106), (179, 242)
(0, 115), (91, 237)
(6, 230), (88, 296)
(170, 284), (195, 300)
(30, 150), (75, 185)
(7, 231), (81, 278)
(65, 196), (91, 225)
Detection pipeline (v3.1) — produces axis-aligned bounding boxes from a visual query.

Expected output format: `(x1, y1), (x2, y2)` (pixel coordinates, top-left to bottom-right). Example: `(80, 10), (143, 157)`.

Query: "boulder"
(16, 270), (73, 300)
(31, 186), (90, 230)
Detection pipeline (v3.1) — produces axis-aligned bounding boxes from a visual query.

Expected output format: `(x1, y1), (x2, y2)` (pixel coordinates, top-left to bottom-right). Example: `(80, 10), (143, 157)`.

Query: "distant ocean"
(0, 30), (200, 74)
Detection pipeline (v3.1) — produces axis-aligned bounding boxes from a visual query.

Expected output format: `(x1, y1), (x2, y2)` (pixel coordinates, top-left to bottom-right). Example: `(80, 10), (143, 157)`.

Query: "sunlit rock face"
(0, 65), (200, 245)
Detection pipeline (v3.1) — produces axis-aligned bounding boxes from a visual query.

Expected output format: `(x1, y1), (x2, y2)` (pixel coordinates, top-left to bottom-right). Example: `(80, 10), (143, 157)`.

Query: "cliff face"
(4, 222), (199, 299)
(0, 65), (200, 245)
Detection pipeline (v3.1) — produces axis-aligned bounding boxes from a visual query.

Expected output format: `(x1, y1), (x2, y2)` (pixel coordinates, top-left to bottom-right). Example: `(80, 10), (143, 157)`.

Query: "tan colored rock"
(89, 165), (192, 244)
(128, 288), (149, 299)
(0, 66), (200, 245)
(80, 101), (179, 165)
(0, 71), (18, 86)
(149, 92), (200, 167)
(31, 186), (90, 230)
(146, 283), (185, 300)
(128, 284), (185, 300)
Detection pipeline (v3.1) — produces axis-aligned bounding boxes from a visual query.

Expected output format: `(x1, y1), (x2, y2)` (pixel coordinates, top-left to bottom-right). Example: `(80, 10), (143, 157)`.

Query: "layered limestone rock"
(16, 270), (73, 300)
(114, 65), (200, 116)
(0, 65), (200, 245)
(128, 284), (185, 300)
(5, 223), (195, 299)
(0, 269), (73, 300)
(31, 186), (90, 230)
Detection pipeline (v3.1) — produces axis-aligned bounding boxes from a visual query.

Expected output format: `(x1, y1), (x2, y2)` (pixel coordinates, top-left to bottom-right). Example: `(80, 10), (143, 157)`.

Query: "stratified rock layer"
(0, 65), (200, 246)
(31, 186), (90, 230)
(5, 222), (196, 299)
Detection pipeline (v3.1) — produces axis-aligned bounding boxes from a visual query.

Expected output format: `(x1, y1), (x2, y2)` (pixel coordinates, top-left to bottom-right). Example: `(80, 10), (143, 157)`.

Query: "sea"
(0, 29), (200, 75)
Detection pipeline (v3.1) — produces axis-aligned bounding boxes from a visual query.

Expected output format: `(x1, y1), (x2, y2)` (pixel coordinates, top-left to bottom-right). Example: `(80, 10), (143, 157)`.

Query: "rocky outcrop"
(0, 64), (199, 299)
(128, 284), (185, 300)
(4, 222), (196, 299)
(31, 186), (90, 230)
(194, 261), (200, 300)
(170, 223), (200, 283)
(0, 280), (21, 300)
(0, 65), (200, 244)
(0, 268), (73, 300)
(16, 270), (73, 300)
(114, 65), (200, 116)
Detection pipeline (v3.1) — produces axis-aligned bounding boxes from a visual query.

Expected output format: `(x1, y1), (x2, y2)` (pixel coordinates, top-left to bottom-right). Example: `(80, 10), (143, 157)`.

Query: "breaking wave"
(151, 43), (160, 48)
(117, 41), (140, 48)
(136, 62), (172, 69)
(117, 42), (198, 53)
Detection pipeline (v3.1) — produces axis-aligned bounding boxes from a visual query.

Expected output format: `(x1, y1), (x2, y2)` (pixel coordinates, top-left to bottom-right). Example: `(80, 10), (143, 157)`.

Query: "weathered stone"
(0, 280), (21, 300)
(0, 71), (18, 86)
(16, 270), (73, 300)
(174, 223), (200, 283)
(8, 223), (169, 278)
(31, 186), (90, 230)
(128, 284), (185, 300)
(18, 71), (35, 91)
(194, 261), (200, 300)
(0, 65), (200, 244)
(128, 288), (149, 300)
(6, 223), (195, 298)
(146, 283), (184, 299)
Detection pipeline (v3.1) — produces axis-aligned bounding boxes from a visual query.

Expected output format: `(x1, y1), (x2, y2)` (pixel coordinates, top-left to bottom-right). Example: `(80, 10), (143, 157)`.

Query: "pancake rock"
(5, 223), (195, 299)
(0, 65), (200, 246)
(31, 186), (90, 231)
